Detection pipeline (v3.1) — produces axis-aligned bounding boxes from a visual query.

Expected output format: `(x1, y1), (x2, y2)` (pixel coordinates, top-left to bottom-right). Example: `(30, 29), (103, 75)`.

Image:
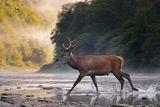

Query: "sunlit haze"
(28, 0), (83, 46)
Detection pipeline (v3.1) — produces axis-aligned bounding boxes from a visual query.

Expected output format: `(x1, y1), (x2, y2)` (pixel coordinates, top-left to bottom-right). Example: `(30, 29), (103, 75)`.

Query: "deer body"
(59, 37), (138, 95)
(68, 53), (123, 76)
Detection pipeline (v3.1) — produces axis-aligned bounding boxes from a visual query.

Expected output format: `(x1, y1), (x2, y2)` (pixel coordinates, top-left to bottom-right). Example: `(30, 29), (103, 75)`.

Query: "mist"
(20, 0), (82, 46)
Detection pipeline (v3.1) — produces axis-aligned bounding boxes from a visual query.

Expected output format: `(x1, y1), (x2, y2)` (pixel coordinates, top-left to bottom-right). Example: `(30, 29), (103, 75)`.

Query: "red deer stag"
(58, 37), (138, 95)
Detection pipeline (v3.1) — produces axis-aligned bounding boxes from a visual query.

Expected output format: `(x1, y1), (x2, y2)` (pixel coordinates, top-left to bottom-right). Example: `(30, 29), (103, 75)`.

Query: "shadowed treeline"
(50, 0), (160, 70)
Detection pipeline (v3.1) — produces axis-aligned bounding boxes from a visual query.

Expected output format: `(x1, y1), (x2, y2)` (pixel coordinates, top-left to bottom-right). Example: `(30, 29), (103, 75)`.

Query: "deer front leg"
(90, 75), (99, 93)
(113, 72), (124, 91)
(121, 72), (138, 91)
(67, 74), (84, 95)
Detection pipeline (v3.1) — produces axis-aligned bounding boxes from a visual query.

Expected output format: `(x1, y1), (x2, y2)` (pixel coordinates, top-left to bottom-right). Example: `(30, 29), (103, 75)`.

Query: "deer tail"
(117, 56), (124, 68)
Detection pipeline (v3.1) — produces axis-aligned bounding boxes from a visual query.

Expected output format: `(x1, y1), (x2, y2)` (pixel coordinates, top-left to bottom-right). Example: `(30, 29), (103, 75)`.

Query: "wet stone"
(144, 104), (156, 107)
(111, 104), (133, 107)
(1, 93), (13, 96)
(80, 103), (90, 107)
(17, 87), (21, 89)
(20, 104), (27, 107)
(26, 95), (34, 97)
(37, 98), (50, 103)
(37, 85), (43, 88)
(0, 93), (24, 104)
(0, 100), (12, 107)
(42, 87), (54, 90)
(4, 89), (10, 91)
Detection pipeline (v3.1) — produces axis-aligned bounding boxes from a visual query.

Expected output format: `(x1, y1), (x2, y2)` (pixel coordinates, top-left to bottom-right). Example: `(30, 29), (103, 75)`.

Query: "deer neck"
(67, 52), (78, 70)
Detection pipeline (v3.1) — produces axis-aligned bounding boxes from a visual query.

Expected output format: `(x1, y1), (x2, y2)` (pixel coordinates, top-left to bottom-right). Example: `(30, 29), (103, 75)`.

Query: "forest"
(51, 0), (160, 69)
(0, 0), (52, 71)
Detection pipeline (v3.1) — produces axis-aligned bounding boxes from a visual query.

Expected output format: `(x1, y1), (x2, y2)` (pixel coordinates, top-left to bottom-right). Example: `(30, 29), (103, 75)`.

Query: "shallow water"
(0, 72), (160, 106)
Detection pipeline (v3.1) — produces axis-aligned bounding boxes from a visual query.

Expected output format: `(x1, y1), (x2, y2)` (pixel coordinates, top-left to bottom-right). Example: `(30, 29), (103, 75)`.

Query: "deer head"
(63, 37), (77, 52)
(57, 37), (78, 63)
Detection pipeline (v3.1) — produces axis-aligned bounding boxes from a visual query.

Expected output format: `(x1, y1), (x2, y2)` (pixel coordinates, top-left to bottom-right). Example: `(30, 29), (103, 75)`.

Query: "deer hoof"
(132, 87), (138, 91)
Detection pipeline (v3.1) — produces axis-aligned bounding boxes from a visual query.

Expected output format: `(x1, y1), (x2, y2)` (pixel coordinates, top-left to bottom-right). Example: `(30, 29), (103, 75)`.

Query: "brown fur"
(70, 54), (124, 76)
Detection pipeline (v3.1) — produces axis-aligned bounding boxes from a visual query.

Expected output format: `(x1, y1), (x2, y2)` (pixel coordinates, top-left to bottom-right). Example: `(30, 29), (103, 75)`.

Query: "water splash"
(133, 84), (160, 101)
(138, 84), (157, 93)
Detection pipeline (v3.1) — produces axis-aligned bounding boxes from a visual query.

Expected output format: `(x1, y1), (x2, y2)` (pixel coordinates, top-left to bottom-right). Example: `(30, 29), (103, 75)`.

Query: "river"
(0, 72), (159, 107)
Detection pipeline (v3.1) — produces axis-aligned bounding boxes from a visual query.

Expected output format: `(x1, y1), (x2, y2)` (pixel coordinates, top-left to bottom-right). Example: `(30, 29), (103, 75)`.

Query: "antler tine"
(62, 37), (72, 50)
(68, 37), (71, 43)
(63, 43), (68, 50)
(63, 37), (78, 50)
(67, 37), (74, 48)
(71, 37), (79, 47)
(68, 36), (77, 43)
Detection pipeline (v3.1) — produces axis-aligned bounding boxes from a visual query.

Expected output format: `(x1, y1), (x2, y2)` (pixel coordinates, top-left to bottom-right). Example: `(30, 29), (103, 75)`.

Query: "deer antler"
(63, 37), (78, 50)
(63, 43), (68, 50)
(68, 37), (71, 43)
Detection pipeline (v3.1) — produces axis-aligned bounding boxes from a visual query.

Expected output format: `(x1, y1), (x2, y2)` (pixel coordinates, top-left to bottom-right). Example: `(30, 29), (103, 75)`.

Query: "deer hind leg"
(67, 74), (84, 95)
(113, 72), (124, 91)
(121, 72), (138, 91)
(90, 75), (99, 93)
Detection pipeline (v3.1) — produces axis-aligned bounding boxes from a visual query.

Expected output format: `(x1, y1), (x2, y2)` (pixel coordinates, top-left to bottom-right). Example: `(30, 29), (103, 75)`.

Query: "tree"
(51, 0), (160, 69)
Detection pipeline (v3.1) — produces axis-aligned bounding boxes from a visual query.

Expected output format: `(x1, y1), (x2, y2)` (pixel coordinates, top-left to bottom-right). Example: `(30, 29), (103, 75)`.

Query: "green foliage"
(52, 0), (160, 68)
